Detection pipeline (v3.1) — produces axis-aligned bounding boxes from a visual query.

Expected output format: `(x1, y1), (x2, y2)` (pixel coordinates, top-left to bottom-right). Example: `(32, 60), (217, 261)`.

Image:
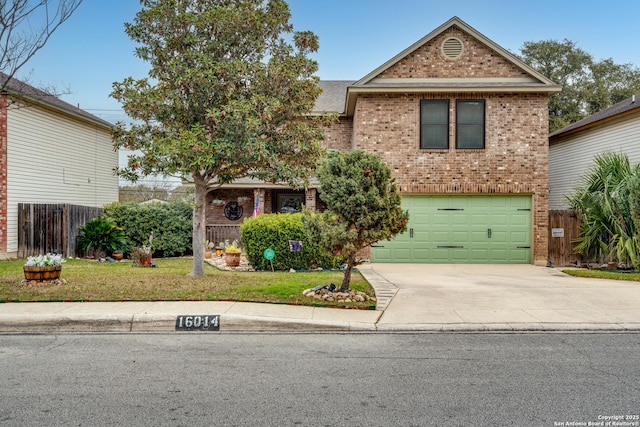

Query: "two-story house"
(0, 75), (118, 258)
(205, 17), (560, 266)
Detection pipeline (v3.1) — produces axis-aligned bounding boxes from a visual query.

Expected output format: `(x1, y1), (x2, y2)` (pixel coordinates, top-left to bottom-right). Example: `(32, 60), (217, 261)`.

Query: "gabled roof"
(0, 73), (113, 129)
(549, 93), (640, 141)
(312, 17), (561, 116)
(355, 16), (557, 87)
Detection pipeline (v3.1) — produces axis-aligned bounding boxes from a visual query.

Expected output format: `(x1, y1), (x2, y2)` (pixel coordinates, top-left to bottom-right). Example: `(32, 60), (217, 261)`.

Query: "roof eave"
(345, 84), (562, 116)
(7, 91), (113, 130)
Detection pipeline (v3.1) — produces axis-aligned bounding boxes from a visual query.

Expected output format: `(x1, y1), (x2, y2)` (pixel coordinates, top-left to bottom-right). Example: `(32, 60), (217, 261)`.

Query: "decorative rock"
(289, 268), (296, 273)
(301, 285), (374, 305)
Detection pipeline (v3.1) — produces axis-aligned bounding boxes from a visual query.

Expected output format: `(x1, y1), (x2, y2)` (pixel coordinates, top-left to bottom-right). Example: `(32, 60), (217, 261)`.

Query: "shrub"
(103, 201), (193, 257)
(77, 217), (129, 257)
(240, 213), (337, 271)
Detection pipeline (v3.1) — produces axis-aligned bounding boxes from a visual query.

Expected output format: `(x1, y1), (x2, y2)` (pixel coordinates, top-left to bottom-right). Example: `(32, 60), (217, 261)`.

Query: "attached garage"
(372, 195), (531, 263)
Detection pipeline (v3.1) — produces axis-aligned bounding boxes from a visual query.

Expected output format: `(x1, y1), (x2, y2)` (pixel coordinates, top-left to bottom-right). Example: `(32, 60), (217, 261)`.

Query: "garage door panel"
(510, 214), (529, 226)
(371, 195), (531, 263)
(451, 231), (469, 243)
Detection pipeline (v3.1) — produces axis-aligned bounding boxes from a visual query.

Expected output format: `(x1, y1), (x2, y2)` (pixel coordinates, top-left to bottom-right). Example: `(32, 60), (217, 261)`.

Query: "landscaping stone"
(302, 286), (374, 303)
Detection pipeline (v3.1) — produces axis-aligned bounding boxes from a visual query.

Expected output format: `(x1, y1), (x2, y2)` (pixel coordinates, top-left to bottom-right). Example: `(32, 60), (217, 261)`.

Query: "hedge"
(240, 213), (338, 271)
(103, 201), (193, 257)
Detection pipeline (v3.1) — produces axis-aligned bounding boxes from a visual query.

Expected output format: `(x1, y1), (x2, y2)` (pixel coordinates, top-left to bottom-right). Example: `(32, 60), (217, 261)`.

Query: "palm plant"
(568, 152), (640, 266)
(77, 217), (129, 258)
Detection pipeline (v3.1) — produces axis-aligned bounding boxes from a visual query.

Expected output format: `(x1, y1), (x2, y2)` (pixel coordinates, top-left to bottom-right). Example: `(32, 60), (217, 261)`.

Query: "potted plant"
(77, 217), (128, 259)
(130, 246), (152, 266)
(131, 234), (154, 267)
(215, 241), (225, 257)
(204, 240), (215, 259)
(224, 240), (242, 267)
(23, 253), (66, 281)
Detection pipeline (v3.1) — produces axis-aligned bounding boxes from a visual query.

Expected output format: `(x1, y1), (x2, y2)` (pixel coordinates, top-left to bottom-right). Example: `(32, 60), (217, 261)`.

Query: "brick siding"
(378, 26), (526, 79)
(350, 92), (549, 265)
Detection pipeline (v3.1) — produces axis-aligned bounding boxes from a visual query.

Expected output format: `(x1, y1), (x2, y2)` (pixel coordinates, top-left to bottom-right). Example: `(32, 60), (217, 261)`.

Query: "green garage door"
(372, 196), (531, 263)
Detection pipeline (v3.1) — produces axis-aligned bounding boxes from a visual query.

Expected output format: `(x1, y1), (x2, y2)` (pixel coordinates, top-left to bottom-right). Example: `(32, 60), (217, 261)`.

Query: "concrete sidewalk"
(1, 264), (640, 333)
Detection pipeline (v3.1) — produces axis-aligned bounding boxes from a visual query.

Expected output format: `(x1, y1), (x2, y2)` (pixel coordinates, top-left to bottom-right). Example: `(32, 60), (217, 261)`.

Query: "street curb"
(375, 323), (640, 332)
(0, 314), (377, 333)
(2, 314), (640, 333)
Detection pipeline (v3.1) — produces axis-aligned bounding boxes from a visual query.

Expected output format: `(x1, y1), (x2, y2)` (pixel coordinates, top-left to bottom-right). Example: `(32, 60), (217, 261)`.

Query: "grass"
(0, 258), (375, 309)
(562, 268), (640, 282)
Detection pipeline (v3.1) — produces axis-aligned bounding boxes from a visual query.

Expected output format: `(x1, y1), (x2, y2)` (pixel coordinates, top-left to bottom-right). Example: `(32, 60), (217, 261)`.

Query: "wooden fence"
(206, 225), (241, 246)
(18, 203), (103, 258)
(548, 210), (582, 267)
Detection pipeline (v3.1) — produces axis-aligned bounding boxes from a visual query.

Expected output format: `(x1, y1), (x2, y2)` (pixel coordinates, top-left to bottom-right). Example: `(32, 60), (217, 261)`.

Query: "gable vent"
(441, 37), (463, 60)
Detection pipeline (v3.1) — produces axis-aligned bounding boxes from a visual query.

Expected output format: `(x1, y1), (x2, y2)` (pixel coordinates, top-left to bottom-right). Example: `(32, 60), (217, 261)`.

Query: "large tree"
(304, 150), (409, 292)
(0, 0), (82, 89)
(520, 39), (640, 132)
(111, 0), (327, 276)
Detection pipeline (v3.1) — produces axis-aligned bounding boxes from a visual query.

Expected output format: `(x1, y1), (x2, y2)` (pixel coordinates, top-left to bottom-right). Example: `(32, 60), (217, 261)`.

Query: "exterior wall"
(352, 92), (550, 265)
(378, 26), (526, 79)
(549, 114), (640, 209)
(206, 189), (255, 225)
(5, 100), (118, 255)
(0, 95), (7, 256)
(321, 117), (353, 151)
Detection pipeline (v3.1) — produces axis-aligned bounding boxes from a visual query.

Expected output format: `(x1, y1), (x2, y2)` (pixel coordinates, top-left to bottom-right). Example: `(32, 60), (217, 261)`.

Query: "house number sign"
(175, 315), (220, 331)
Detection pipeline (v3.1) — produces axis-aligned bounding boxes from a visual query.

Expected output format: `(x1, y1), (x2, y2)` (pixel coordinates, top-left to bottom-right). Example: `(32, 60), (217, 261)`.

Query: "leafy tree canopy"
(519, 39), (640, 132)
(304, 150), (409, 292)
(111, 0), (329, 275)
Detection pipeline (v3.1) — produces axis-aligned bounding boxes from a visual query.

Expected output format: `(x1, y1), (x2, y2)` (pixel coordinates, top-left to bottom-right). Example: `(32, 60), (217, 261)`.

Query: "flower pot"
(224, 251), (241, 267)
(23, 266), (61, 281)
(204, 251), (213, 259)
(139, 257), (152, 267)
(112, 251), (124, 261)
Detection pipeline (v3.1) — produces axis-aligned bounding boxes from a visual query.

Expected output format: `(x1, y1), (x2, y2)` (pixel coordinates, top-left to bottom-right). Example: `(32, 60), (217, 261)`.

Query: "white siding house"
(0, 76), (118, 258)
(549, 94), (640, 209)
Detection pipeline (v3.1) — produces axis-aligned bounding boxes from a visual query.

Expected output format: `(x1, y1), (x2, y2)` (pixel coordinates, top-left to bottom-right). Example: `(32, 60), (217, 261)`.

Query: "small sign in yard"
(551, 228), (565, 238)
(175, 315), (220, 331)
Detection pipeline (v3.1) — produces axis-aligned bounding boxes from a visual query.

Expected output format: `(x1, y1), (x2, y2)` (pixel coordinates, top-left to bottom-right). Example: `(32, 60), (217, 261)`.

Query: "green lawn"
(0, 258), (375, 309)
(562, 268), (640, 282)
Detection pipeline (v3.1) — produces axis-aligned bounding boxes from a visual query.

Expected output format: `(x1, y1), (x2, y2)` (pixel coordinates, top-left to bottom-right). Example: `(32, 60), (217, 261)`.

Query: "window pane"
(420, 100), (449, 149)
(421, 101), (448, 124)
(457, 125), (483, 148)
(457, 100), (484, 149)
(421, 125), (448, 149)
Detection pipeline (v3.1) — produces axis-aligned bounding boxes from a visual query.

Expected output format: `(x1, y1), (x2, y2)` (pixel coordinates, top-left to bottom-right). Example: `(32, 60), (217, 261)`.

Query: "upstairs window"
(420, 100), (449, 149)
(456, 100), (485, 149)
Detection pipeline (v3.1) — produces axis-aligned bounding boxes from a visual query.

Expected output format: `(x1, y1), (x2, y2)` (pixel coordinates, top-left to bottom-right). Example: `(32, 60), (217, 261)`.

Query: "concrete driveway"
(367, 264), (640, 329)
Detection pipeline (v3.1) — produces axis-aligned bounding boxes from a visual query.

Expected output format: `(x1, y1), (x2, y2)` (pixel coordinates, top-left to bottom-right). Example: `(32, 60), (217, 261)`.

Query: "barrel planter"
(23, 266), (62, 281)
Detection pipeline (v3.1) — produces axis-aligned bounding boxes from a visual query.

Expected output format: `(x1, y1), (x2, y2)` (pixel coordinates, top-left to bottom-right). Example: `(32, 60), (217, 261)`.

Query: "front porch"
(205, 186), (325, 246)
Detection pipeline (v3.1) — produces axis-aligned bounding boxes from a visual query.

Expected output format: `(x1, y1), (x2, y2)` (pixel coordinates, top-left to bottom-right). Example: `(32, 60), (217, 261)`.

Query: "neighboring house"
(549, 94), (640, 209)
(0, 74), (118, 258)
(206, 17), (560, 265)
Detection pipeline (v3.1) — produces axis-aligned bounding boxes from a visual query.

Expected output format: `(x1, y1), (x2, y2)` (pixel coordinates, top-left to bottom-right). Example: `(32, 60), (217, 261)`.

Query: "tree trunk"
(339, 252), (357, 292)
(190, 173), (206, 276)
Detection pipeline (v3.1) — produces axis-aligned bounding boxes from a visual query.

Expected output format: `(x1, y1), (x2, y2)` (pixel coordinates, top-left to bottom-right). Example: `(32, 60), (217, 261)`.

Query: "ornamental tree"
(111, 0), (327, 276)
(304, 150), (409, 292)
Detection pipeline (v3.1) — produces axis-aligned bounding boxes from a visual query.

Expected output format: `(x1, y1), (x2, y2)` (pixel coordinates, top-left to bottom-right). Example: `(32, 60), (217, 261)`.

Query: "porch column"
(305, 188), (317, 212)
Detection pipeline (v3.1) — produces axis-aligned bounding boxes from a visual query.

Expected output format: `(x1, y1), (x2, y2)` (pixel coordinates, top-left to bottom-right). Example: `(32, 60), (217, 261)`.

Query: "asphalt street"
(1, 333), (639, 426)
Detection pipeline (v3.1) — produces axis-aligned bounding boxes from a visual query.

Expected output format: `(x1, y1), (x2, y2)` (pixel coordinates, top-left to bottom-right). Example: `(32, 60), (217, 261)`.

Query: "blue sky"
(19, 0), (640, 126)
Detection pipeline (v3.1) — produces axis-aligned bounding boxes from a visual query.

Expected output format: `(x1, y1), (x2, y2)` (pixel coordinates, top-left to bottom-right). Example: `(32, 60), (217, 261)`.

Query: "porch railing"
(206, 224), (241, 246)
